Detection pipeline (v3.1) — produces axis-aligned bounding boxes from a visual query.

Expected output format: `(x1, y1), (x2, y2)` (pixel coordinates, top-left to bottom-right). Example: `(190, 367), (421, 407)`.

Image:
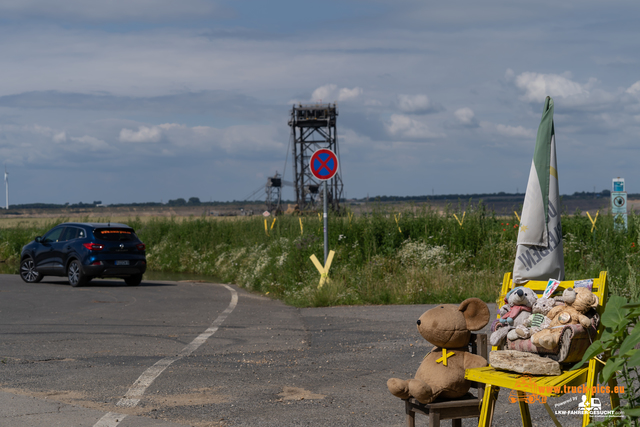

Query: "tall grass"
(1, 204), (638, 307)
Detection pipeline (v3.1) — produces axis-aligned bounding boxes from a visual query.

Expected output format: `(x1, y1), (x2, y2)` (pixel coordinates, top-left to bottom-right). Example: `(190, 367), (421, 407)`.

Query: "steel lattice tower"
(288, 103), (343, 211)
(265, 172), (282, 213)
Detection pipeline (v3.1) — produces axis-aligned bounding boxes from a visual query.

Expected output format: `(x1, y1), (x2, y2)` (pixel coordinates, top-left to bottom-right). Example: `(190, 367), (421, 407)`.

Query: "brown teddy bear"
(387, 298), (490, 404)
(531, 287), (598, 350)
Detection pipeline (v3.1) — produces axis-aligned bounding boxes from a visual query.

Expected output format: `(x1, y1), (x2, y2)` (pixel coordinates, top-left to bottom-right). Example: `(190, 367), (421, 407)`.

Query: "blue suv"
(20, 222), (147, 287)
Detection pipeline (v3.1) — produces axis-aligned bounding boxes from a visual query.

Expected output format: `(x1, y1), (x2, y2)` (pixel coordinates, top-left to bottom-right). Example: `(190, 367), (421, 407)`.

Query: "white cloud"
(486, 123), (535, 139)
(69, 135), (109, 150)
(52, 131), (66, 143)
(397, 94), (432, 113)
(386, 114), (441, 139)
(626, 81), (640, 96)
(514, 71), (596, 103)
(454, 107), (476, 126)
(311, 84), (363, 102)
(119, 126), (162, 143)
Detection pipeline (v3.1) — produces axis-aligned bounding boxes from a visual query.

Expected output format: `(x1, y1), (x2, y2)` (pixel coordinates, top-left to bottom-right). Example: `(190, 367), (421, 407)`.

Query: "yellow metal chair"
(465, 271), (619, 427)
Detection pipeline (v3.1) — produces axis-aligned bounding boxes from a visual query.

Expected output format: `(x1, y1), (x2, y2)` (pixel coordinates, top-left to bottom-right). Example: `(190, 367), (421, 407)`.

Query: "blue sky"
(1, 0), (639, 205)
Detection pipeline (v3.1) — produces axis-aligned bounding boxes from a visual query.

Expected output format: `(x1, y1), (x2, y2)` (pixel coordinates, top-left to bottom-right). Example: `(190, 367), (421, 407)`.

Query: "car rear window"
(93, 228), (137, 241)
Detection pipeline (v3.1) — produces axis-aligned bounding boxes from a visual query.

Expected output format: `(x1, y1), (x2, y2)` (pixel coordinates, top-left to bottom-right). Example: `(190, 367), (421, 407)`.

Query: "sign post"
(612, 178), (627, 231)
(309, 148), (339, 263)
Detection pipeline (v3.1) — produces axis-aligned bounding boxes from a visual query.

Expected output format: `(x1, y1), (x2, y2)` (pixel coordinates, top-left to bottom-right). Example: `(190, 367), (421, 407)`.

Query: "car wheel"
(67, 260), (89, 287)
(20, 257), (43, 283)
(125, 274), (142, 286)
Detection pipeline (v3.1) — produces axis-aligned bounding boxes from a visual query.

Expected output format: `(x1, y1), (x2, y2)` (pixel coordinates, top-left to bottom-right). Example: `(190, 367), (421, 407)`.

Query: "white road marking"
(93, 284), (238, 427)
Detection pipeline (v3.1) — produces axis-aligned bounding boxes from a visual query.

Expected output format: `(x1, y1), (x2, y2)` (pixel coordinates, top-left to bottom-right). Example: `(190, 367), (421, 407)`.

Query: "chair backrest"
(467, 333), (488, 396)
(498, 271), (609, 345)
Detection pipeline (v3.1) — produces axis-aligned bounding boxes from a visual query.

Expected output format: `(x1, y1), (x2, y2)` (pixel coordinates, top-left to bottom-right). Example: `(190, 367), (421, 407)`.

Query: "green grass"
(1, 204), (639, 307)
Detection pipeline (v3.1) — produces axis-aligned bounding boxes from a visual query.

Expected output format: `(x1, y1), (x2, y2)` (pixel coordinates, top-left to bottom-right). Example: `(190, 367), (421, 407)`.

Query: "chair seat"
(407, 392), (480, 409)
(465, 366), (590, 397)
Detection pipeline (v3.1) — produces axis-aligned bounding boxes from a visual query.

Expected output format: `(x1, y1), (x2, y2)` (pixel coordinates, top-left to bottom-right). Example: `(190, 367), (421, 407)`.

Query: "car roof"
(60, 222), (133, 229)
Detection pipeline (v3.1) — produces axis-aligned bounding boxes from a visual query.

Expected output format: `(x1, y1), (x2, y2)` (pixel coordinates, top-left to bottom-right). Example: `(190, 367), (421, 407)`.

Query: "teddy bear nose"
(417, 319), (421, 326)
(516, 289), (523, 297)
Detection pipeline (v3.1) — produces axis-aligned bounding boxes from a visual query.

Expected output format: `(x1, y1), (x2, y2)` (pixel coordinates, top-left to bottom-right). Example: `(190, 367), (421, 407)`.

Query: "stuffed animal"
(531, 288), (599, 350)
(514, 297), (557, 339)
(387, 298), (490, 404)
(490, 287), (537, 346)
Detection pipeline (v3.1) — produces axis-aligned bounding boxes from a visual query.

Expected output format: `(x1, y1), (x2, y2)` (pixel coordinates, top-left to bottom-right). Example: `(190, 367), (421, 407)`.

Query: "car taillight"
(83, 243), (104, 251)
(136, 243), (146, 251)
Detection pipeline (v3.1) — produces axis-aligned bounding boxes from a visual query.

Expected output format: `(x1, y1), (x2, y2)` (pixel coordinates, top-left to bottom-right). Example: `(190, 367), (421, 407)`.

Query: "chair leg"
(478, 385), (499, 427)
(608, 376), (620, 409)
(582, 358), (599, 427)
(516, 391), (532, 427)
(429, 410), (441, 427)
(405, 400), (416, 427)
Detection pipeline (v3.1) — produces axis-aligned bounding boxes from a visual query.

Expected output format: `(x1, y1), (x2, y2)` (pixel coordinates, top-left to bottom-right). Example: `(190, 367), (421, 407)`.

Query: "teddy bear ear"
(458, 298), (490, 331)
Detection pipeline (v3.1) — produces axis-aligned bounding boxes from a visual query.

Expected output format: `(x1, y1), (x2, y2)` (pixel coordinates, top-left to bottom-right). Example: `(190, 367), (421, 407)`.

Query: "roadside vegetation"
(1, 202), (639, 307)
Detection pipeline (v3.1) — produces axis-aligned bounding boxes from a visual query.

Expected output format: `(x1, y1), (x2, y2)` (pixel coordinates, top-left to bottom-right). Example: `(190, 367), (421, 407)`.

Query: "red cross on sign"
(309, 149), (338, 181)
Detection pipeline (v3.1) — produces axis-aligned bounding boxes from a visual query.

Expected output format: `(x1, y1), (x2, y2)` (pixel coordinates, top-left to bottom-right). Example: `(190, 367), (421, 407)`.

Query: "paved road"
(0, 275), (608, 426)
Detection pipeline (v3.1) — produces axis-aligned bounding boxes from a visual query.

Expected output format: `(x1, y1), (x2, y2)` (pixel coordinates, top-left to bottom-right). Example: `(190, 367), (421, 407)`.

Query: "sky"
(1, 0), (639, 205)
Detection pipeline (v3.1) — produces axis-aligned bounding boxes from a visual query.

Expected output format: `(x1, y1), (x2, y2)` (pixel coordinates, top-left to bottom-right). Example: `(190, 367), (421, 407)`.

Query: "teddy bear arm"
(498, 304), (510, 317)
(464, 352), (488, 370)
(578, 314), (591, 328)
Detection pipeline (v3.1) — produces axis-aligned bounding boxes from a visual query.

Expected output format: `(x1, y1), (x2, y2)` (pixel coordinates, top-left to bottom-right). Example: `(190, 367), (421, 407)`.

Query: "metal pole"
(323, 180), (328, 263)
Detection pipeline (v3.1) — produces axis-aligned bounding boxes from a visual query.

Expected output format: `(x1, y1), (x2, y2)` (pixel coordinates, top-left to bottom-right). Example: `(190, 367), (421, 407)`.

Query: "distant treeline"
(6, 190), (631, 210)
(358, 189), (621, 203)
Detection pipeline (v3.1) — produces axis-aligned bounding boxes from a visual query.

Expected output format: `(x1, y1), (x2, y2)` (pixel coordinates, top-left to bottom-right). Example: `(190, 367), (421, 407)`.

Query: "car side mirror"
(35, 236), (42, 243)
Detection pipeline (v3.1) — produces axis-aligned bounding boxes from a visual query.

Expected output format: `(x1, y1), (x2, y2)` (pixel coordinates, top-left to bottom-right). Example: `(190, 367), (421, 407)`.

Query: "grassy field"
(1, 204), (638, 307)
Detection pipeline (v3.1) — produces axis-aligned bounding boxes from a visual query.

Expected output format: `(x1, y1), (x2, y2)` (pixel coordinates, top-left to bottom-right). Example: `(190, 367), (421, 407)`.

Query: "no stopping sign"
(309, 149), (338, 181)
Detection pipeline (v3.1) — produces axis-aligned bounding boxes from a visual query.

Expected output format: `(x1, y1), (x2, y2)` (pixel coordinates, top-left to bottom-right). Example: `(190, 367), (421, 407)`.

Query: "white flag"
(513, 97), (564, 284)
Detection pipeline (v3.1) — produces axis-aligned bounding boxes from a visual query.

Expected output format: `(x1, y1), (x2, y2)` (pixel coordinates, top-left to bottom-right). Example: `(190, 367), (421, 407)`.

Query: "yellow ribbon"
(587, 210), (599, 233)
(310, 250), (335, 289)
(453, 212), (465, 227)
(394, 213), (402, 233)
(299, 217), (303, 235)
(436, 348), (455, 366)
(514, 211), (521, 222)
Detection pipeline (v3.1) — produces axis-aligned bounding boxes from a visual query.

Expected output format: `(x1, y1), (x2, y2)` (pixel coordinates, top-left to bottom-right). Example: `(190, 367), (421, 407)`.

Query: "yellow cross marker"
(348, 212), (353, 228)
(310, 250), (335, 289)
(436, 348), (455, 366)
(264, 218), (269, 236)
(299, 217), (304, 235)
(453, 212), (465, 227)
(270, 217), (277, 230)
(587, 210), (599, 233)
(394, 213), (402, 233)
(514, 211), (521, 222)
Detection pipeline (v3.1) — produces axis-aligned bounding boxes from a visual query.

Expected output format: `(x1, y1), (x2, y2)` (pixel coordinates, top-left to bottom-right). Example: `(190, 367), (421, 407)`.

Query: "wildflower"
(632, 242), (636, 248)
(507, 223), (510, 225)
(514, 225), (518, 228)
(503, 229), (506, 231)
(501, 223), (504, 225)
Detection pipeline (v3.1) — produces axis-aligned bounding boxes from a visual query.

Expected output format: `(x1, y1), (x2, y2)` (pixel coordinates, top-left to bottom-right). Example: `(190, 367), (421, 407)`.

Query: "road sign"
(309, 149), (338, 181)
(612, 192), (627, 213)
(611, 190), (628, 231)
(613, 178), (625, 192)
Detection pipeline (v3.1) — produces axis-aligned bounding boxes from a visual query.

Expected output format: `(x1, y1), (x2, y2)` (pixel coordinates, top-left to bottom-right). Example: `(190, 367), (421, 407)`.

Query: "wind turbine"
(4, 166), (8, 210)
